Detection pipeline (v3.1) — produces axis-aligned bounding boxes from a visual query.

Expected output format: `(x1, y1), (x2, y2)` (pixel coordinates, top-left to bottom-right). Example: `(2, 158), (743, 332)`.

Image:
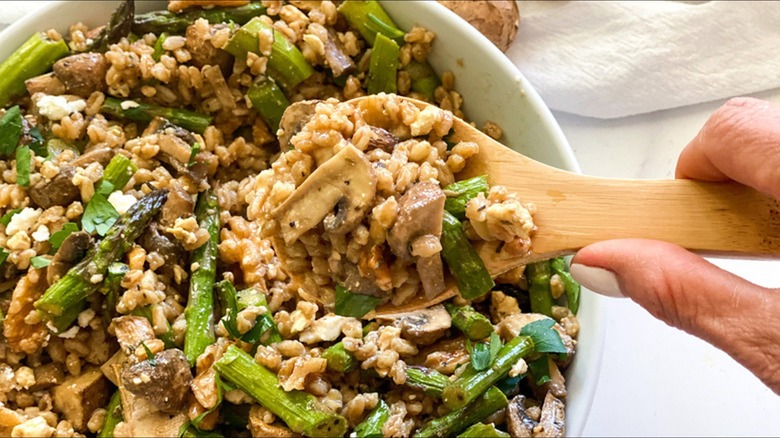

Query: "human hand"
(569, 97), (780, 394)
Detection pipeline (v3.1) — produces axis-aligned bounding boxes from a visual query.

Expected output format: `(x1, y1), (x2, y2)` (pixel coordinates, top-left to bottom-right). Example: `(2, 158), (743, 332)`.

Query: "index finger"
(676, 97), (780, 200)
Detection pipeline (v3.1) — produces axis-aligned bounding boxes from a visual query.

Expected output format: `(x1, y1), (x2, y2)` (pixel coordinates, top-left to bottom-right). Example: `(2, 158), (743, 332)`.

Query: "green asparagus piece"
(443, 176), (489, 220)
(98, 154), (138, 194)
(551, 257), (581, 314)
(180, 426), (224, 438)
(404, 61), (441, 102)
(151, 32), (168, 62)
(322, 342), (357, 373)
(457, 422), (509, 438)
(90, 0), (134, 52)
(102, 97), (212, 134)
(334, 284), (381, 318)
(132, 3), (267, 35)
(366, 33), (399, 95)
(184, 190), (220, 365)
(247, 78), (289, 132)
(337, 0), (405, 46)
(221, 402), (251, 430)
(527, 261), (554, 317)
(0, 32), (69, 107)
(405, 366), (449, 398)
(415, 387), (508, 438)
(354, 400), (390, 438)
(445, 303), (494, 341)
(100, 262), (127, 327)
(34, 190), (168, 332)
(224, 17), (314, 89)
(442, 335), (533, 410)
(214, 345), (348, 437)
(97, 390), (123, 438)
(440, 211), (494, 299)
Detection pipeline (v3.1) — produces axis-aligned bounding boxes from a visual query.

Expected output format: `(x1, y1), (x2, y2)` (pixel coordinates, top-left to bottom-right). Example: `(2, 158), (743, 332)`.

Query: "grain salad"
(0, 1), (580, 437)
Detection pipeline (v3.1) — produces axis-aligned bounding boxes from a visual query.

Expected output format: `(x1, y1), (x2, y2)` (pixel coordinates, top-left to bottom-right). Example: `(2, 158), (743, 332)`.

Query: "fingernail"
(569, 263), (625, 298)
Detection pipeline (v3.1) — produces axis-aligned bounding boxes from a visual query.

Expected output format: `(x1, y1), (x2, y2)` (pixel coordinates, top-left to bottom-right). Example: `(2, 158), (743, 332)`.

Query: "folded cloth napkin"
(507, 1), (780, 118)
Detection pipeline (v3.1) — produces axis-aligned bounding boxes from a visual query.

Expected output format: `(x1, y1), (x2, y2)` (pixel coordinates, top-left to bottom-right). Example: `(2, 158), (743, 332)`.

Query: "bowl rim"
(0, 1), (607, 435)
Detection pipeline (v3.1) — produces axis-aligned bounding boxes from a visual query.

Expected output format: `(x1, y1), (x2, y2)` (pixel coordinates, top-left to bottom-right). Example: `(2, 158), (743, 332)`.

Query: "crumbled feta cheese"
(120, 100), (140, 110)
(36, 94), (86, 120)
(77, 308), (96, 328)
(55, 324), (79, 339)
(107, 191), (138, 215)
(31, 225), (50, 242)
(6, 207), (41, 235)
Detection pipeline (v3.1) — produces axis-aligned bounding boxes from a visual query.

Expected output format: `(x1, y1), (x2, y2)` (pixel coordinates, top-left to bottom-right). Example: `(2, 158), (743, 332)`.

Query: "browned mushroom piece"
(366, 126), (400, 152)
(324, 28), (356, 78)
(274, 144), (377, 244)
(25, 72), (66, 96)
(29, 147), (117, 209)
(378, 305), (451, 345)
(52, 367), (110, 432)
(507, 395), (538, 438)
(110, 315), (156, 355)
(533, 392), (565, 437)
(160, 183), (196, 227)
(277, 100), (319, 149)
(47, 231), (92, 285)
(120, 349), (193, 414)
(138, 223), (187, 277)
(52, 53), (109, 97)
(186, 22), (233, 71)
(438, 0), (520, 52)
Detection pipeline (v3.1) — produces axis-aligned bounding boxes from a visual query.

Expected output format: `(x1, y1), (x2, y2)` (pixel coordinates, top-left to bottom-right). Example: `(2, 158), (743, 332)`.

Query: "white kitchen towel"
(507, 1), (780, 118)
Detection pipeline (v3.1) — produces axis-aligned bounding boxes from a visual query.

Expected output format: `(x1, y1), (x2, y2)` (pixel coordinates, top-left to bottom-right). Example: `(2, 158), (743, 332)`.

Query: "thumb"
(570, 239), (780, 393)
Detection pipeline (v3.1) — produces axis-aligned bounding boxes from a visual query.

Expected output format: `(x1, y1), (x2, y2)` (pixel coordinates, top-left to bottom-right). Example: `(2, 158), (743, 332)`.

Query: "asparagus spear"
(34, 190), (168, 332)
(98, 154), (138, 194)
(0, 32), (69, 107)
(457, 422), (509, 438)
(354, 400), (390, 438)
(100, 262), (128, 327)
(414, 387), (508, 438)
(214, 345), (348, 437)
(101, 97), (212, 134)
(246, 78), (289, 132)
(443, 176), (489, 220)
(445, 303), (494, 341)
(337, 0), (406, 46)
(132, 3), (267, 35)
(90, 0), (134, 53)
(322, 342), (356, 373)
(442, 335), (533, 410)
(366, 33), (399, 95)
(404, 61), (441, 102)
(440, 211), (495, 299)
(551, 257), (581, 314)
(183, 190), (220, 365)
(527, 261), (554, 317)
(224, 17), (314, 89)
(97, 390), (123, 438)
(405, 366), (449, 398)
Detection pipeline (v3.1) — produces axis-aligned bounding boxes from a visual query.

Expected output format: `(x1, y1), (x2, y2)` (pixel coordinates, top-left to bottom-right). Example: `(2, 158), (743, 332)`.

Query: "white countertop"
(563, 91), (780, 436)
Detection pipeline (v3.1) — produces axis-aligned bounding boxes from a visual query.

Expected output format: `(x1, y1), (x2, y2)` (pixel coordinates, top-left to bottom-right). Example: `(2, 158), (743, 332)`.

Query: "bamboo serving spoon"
(363, 95), (780, 316)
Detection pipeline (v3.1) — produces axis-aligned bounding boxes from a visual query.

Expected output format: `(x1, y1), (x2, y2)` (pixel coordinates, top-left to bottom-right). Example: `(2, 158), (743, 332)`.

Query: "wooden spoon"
(368, 95), (780, 316)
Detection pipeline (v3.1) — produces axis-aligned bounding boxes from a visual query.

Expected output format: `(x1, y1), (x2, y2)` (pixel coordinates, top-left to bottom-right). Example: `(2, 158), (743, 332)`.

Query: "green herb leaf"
(152, 32), (169, 62)
(0, 106), (23, 157)
(50, 223), (79, 250)
(488, 332), (502, 362)
(217, 281), (281, 346)
(519, 319), (567, 354)
(25, 126), (47, 157)
(140, 341), (156, 367)
(0, 249), (8, 267)
(334, 285), (381, 318)
(0, 208), (22, 227)
(30, 256), (51, 268)
(82, 192), (119, 236)
(528, 354), (551, 386)
(15, 145), (31, 187)
(97, 180), (115, 196)
(188, 142), (201, 167)
(467, 332), (503, 371)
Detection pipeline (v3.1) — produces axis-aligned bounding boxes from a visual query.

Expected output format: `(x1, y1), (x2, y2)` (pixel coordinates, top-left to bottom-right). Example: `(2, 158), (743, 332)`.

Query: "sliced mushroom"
(115, 364), (189, 437)
(138, 223), (187, 276)
(25, 72), (66, 96)
(366, 126), (400, 152)
(186, 22), (233, 71)
(109, 315), (156, 355)
(337, 261), (384, 298)
(534, 392), (565, 437)
(274, 144), (376, 244)
(52, 53), (109, 97)
(29, 148), (117, 208)
(120, 349), (193, 414)
(324, 28), (356, 77)
(388, 181), (446, 261)
(538, 355), (567, 400)
(160, 183), (195, 227)
(277, 100), (319, 149)
(47, 231), (92, 285)
(378, 304), (451, 345)
(415, 251), (446, 299)
(507, 395), (537, 438)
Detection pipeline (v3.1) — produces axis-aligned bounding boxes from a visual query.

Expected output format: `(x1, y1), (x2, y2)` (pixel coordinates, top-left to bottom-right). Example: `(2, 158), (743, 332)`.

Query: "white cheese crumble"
(36, 94), (86, 120)
(6, 207), (41, 236)
(120, 100), (140, 110)
(107, 191), (138, 215)
(30, 225), (50, 242)
(77, 308), (96, 328)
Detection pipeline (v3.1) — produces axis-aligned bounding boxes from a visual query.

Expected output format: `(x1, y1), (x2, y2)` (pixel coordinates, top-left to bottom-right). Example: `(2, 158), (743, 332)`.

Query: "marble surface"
(2, 2), (779, 436)
(561, 90), (780, 436)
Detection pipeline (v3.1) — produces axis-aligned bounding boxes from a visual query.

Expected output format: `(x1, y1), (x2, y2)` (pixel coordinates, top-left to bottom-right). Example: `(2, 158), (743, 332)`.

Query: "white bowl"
(0, 1), (606, 434)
